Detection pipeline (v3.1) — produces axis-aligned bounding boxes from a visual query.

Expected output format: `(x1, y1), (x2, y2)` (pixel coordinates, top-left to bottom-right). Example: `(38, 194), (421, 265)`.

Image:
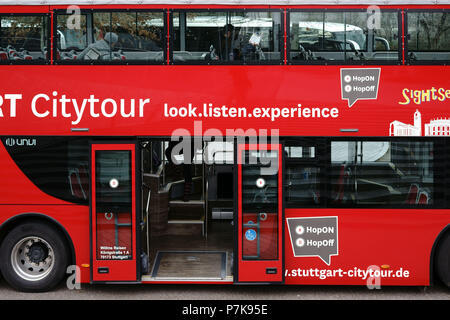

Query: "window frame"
(405, 9), (450, 66)
(0, 12), (51, 65)
(52, 8), (168, 65)
(169, 8), (285, 66)
(286, 8), (402, 66)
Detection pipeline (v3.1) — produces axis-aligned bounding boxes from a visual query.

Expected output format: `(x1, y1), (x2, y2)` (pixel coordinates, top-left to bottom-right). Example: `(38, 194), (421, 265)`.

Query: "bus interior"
(139, 139), (235, 282)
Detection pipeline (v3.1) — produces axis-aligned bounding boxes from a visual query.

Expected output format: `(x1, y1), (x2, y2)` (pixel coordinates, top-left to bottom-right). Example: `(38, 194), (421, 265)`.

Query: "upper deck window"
(407, 10), (450, 64)
(55, 10), (165, 63)
(172, 10), (283, 64)
(0, 14), (49, 63)
(289, 10), (400, 64)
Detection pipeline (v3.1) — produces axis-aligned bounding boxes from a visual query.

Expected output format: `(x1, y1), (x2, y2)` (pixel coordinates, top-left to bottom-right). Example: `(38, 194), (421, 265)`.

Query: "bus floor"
(142, 221), (234, 282)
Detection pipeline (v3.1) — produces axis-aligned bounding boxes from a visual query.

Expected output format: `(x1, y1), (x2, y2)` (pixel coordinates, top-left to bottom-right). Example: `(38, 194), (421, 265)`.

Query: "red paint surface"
(0, 66), (448, 137)
(284, 209), (449, 286)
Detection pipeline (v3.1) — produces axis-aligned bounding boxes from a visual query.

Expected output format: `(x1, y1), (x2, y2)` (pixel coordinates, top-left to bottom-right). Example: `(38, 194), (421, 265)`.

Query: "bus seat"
(417, 190), (430, 205)
(405, 184), (419, 204)
(113, 50), (126, 61)
(332, 164), (346, 203)
(0, 49), (7, 60)
(61, 50), (78, 60)
(69, 169), (86, 199)
(7, 46), (18, 59)
(333, 164), (350, 203)
(78, 165), (89, 198)
(312, 190), (320, 204)
(21, 50), (33, 60)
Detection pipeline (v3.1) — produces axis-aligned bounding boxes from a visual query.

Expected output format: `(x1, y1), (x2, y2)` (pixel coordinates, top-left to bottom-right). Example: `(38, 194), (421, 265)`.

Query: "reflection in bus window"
(330, 141), (434, 206)
(407, 11), (450, 62)
(56, 11), (164, 62)
(173, 11), (282, 63)
(0, 15), (48, 62)
(289, 11), (399, 62)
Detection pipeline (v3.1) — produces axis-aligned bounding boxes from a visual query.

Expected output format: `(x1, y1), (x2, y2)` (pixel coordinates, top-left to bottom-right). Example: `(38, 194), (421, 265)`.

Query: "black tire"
(0, 221), (69, 292)
(435, 231), (450, 288)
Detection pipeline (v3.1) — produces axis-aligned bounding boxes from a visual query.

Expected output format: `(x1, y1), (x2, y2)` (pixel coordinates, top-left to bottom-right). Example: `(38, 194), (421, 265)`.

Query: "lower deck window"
(331, 141), (434, 206)
(2, 137), (90, 204)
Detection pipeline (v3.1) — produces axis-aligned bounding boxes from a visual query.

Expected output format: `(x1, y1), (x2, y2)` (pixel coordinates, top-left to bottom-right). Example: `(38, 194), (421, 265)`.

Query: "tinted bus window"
(55, 11), (165, 62)
(284, 139), (326, 207)
(0, 15), (48, 63)
(172, 10), (282, 64)
(289, 10), (399, 63)
(330, 141), (434, 206)
(407, 11), (450, 63)
(2, 137), (90, 204)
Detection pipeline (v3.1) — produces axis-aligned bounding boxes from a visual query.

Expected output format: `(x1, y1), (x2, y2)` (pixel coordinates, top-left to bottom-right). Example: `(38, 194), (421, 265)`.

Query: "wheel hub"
(27, 242), (48, 264)
(11, 236), (55, 281)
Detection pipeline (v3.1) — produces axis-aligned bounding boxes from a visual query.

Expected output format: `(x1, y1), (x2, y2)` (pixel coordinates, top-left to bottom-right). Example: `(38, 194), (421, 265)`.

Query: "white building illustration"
(389, 110), (422, 136)
(425, 118), (450, 136)
(390, 110), (450, 137)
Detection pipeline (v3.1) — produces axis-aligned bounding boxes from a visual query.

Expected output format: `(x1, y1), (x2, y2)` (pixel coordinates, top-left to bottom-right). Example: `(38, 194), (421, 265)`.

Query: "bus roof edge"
(0, 0), (449, 6)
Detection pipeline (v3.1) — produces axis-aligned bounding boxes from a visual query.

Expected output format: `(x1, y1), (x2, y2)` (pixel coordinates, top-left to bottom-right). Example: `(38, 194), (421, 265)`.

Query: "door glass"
(241, 149), (278, 260)
(95, 150), (132, 260)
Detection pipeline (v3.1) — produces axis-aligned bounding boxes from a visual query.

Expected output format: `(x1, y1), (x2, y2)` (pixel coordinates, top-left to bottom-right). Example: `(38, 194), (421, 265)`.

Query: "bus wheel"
(436, 232), (450, 288)
(0, 221), (69, 292)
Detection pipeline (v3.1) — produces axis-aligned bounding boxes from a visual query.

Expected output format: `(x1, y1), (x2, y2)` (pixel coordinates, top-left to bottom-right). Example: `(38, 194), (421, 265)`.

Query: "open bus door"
(90, 143), (139, 282)
(236, 143), (284, 283)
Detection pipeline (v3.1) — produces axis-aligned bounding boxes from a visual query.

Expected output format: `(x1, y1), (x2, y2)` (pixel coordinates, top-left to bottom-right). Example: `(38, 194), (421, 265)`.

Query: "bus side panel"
(284, 209), (449, 286)
(0, 205), (90, 284)
(0, 142), (90, 283)
(0, 66), (449, 137)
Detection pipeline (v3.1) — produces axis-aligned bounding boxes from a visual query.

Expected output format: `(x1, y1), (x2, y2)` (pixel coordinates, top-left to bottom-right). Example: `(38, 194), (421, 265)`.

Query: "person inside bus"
(138, 27), (162, 51)
(116, 26), (136, 50)
(77, 32), (119, 60)
(219, 24), (241, 61)
(241, 28), (264, 61)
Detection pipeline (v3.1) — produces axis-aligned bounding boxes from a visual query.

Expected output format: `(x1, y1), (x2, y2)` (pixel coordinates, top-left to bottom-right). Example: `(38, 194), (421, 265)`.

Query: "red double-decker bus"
(0, 0), (449, 292)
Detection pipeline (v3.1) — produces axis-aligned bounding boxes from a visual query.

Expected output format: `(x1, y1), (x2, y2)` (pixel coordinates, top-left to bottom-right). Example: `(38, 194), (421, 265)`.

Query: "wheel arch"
(0, 212), (76, 268)
(430, 223), (450, 285)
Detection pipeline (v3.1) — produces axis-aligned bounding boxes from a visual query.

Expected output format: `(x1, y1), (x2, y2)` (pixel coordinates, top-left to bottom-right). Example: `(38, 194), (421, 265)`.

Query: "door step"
(169, 200), (205, 205)
(167, 219), (204, 236)
(168, 199), (205, 236)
